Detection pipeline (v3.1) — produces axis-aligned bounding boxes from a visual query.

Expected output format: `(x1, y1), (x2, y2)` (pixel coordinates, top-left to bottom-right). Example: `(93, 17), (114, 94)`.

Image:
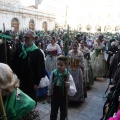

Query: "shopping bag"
(38, 76), (49, 88)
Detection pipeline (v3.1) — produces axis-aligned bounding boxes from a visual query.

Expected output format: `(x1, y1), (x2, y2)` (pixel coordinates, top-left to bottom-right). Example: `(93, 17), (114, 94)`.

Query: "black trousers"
(50, 95), (67, 120)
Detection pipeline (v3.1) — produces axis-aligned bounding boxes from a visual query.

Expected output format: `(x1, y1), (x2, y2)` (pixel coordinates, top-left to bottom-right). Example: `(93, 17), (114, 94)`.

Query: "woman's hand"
(33, 84), (38, 90)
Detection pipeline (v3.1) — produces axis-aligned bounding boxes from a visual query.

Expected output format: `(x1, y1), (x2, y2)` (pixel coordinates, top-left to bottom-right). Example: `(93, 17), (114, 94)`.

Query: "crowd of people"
(0, 29), (120, 120)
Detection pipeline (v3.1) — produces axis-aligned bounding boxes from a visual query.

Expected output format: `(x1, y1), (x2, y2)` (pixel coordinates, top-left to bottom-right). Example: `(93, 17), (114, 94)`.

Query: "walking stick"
(3, 23), (7, 63)
(66, 25), (70, 120)
(66, 57), (69, 120)
(4, 38), (7, 63)
(0, 90), (7, 120)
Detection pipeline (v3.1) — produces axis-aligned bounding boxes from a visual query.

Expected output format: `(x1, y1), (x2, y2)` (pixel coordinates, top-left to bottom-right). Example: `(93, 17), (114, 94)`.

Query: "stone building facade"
(0, 0), (55, 32)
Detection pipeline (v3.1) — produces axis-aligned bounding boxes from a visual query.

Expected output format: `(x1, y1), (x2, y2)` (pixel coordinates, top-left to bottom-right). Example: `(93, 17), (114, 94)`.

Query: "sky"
(19, 0), (120, 28)
(20, 0), (35, 6)
(20, 0), (120, 6)
(20, 0), (67, 6)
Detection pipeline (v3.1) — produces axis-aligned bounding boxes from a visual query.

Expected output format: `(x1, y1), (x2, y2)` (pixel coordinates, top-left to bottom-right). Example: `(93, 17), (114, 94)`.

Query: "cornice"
(0, 8), (55, 20)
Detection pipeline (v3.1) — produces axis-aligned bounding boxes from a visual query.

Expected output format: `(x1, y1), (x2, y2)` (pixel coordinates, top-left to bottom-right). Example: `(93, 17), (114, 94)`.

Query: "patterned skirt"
(91, 53), (108, 77)
(45, 55), (57, 74)
(20, 109), (40, 120)
(68, 66), (85, 101)
(84, 59), (94, 87)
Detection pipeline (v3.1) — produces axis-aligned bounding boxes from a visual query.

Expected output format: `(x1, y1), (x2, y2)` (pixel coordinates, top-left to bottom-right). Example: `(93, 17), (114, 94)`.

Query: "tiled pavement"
(36, 78), (109, 120)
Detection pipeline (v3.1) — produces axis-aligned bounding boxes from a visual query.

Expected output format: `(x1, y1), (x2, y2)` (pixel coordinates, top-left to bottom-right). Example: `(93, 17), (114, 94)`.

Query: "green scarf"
(0, 88), (35, 120)
(52, 69), (68, 96)
(19, 43), (38, 59)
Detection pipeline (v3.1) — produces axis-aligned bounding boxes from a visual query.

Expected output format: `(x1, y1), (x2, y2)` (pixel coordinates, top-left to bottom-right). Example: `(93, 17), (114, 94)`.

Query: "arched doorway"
(42, 21), (47, 31)
(29, 19), (35, 30)
(77, 24), (82, 31)
(86, 25), (92, 32)
(11, 18), (19, 32)
(96, 25), (101, 32)
(104, 25), (111, 32)
(115, 26), (120, 31)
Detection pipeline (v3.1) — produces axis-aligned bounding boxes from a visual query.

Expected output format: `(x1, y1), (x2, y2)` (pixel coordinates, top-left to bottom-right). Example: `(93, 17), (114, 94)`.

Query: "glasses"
(24, 36), (31, 39)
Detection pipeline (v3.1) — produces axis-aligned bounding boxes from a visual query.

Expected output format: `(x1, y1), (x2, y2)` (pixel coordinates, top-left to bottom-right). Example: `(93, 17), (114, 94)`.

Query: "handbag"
(38, 76), (49, 88)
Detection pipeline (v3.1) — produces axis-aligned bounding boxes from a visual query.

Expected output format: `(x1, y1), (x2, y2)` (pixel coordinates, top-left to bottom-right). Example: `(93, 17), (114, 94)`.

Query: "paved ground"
(36, 78), (109, 120)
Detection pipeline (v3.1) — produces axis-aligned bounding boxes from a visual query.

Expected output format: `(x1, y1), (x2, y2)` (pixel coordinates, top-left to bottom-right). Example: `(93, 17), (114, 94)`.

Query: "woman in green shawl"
(0, 63), (40, 120)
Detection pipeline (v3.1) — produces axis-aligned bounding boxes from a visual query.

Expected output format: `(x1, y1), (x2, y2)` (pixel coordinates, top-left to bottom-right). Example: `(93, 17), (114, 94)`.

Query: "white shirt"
(46, 43), (62, 54)
(48, 72), (77, 96)
(40, 49), (46, 61)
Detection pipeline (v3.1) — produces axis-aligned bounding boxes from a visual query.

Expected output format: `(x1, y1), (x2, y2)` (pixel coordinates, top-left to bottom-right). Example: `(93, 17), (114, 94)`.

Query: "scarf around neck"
(52, 69), (68, 95)
(19, 43), (38, 59)
(1, 88), (35, 120)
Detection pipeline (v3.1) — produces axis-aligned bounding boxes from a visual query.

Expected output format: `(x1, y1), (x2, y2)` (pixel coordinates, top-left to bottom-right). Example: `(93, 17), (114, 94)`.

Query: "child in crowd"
(0, 63), (40, 120)
(47, 55), (76, 120)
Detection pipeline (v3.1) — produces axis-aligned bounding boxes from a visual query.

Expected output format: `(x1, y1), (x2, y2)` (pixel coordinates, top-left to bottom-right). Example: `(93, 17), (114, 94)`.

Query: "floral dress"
(46, 43), (61, 74)
(68, 50), (85, 101)
(80, 47), (94, 87)
(91, 43), (108, 77)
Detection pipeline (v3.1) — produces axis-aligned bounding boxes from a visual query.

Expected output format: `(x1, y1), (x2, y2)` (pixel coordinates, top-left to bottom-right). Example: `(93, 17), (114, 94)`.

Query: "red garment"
(48, 50), (57, 56)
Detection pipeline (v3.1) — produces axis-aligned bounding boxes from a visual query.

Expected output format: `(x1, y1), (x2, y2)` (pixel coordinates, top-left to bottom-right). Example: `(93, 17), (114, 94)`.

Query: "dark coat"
(0, 43), (6, 63)
(12, 45), (46, 100)
(109, 49), (120, 78)
(105, 65), (120, 120)
(106, 46), (118, 68)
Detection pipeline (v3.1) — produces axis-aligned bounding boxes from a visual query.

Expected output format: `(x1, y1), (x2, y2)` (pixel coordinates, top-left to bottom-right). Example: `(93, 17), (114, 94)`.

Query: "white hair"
(0, 63), (19, 96)
(111, 41), (117, 47)
(24, 29), (36, 37)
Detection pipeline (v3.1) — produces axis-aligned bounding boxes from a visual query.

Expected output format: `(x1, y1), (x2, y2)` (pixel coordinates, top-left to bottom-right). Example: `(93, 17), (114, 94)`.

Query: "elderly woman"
(0, 63), (40, 120)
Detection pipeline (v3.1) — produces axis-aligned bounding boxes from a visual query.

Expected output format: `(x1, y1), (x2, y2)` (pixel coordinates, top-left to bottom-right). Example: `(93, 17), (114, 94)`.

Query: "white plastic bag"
(38, 76), (49, 88)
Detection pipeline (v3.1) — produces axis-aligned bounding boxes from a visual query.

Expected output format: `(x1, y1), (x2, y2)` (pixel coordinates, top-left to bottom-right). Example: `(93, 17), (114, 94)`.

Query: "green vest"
(0, 88), (36, 120)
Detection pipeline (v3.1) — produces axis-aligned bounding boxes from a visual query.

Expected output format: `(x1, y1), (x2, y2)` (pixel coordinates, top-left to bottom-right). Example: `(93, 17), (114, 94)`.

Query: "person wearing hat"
(12, 29), (46, 102)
